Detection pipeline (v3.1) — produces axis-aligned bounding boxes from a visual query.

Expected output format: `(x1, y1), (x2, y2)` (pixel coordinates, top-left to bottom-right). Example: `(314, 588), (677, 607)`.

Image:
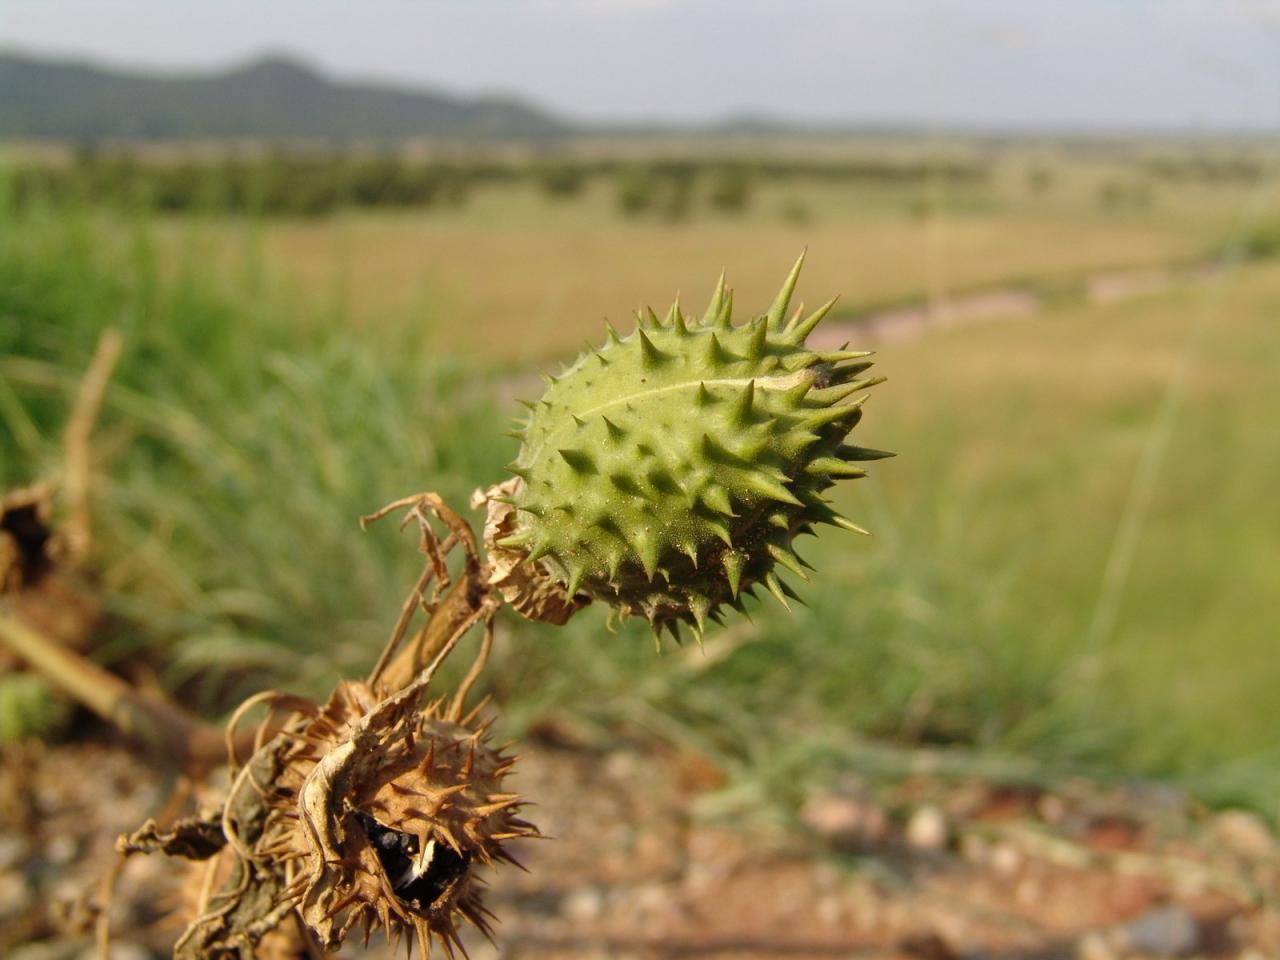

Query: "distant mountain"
(0, 51), (571, 140)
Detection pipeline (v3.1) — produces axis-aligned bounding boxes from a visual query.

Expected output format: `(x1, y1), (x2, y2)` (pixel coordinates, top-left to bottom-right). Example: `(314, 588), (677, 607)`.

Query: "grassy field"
(3, 142), (1279, 819)
(144, 170), (1273, 361)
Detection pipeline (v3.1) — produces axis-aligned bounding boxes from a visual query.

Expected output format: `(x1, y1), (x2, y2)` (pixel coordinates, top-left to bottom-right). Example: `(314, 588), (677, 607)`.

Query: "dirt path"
(2, 736), (1275, 960)
(810, 261), (1209, 350)
(492, 260), (1213, 412)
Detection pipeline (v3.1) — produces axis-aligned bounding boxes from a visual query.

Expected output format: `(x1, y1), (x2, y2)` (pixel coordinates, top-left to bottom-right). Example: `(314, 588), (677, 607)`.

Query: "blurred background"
(2, 2), (1279, 957)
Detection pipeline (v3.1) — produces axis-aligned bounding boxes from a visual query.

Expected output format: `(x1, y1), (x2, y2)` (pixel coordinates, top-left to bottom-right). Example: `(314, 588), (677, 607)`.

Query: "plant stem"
(376, 568), (495, 696)
(0, 609), (228, 773)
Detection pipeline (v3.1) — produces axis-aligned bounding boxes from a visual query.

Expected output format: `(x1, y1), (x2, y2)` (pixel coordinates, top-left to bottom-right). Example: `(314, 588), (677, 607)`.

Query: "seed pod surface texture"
(502, 254), (890, 638)
(269, 681), (536, 955)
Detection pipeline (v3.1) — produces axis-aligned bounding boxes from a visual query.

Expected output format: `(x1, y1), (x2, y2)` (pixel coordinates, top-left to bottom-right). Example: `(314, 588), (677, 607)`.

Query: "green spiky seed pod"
(500, 253), (890, 639)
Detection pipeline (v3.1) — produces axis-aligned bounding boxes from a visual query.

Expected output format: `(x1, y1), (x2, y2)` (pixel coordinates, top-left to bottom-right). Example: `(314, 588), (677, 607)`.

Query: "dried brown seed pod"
(257, 677), (537, 957)
(475, 479), (587, 627)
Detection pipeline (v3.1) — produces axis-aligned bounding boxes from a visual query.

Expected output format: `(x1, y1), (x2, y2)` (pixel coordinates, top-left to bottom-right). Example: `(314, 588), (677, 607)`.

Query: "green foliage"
(1230, 221), (1280, 262)
(7, 151), (491, 218)
(535, 160), (588, 200)
(707, 166), (752, 213)
(1097, 179), (1153, 211)
(3, 173), (1278, 821)
(778, 195), (812, 225)
(0, 202), (507, 705)
(615, 167), (656, 217)
(1025, 163), (1054, 195)
(0, 673), (68, 742)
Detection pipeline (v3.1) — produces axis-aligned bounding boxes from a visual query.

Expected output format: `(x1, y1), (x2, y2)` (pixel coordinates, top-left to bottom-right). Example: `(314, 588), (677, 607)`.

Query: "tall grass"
(1, 196), (508, 708)
(3, 183), (1277, 820)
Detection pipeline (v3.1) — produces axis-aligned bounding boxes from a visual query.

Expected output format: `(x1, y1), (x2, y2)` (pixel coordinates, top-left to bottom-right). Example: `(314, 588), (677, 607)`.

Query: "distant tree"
(657, 168), (695, 222)
(1026, 163), (1054, 195)
(779, 195), (812, 225)
(536, 160), (587, 200)
(707, 166), (752, 213)
(616, 168), (654, 216)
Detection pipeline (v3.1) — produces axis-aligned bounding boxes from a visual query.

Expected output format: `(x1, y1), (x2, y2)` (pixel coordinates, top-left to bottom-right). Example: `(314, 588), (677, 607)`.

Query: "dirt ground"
(1, 728), (1277, 960)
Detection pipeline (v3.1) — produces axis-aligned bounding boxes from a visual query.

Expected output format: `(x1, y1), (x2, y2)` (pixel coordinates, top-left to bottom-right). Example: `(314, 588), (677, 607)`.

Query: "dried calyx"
(0, 486), (57, 594)
(253, 675), (534, 956)
(502, 253), (890, 638)
(159, 496), (539, 959)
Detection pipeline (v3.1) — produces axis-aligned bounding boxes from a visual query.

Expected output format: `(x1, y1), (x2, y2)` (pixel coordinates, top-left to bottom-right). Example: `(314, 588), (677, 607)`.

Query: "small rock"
(459, 941), (501, 960)
(1075, 932), (1118, 960)
(816, 892), (844, 927)
(1126, 781), (1191, 818)
(603, 751), (640, 781)
(906, 805), (950, 852)
(1226, 913), (1253, 942)
(628, 881), (679, 926)
(1015, 875), (1043, 905)
(1212, 810), (1278, 861)
(44, 834), (78, 866)
(1037, 794), (1067, 825)
(0, 869), (34, 915)
(560, 886), (605, 923)
(10, 942), (82, 960)
(1114, 904), (1198, 956)
(0, 834), (29, 870)
(959, 833), (989, 864)
(812, 862), (842, 893)
(801, 791), (888, 849)
(990, 841), (1023, 877)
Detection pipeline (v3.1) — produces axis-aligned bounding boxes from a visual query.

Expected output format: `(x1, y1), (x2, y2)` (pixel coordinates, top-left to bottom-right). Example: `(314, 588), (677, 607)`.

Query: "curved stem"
(0, 608), (245, 774)
(375, 567), (495, 697)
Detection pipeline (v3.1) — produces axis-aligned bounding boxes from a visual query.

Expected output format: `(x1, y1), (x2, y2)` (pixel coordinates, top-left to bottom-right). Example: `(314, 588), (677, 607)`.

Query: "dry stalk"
(0, 610), (230, 772)
(127, 491), (534, 958)
(0, 329), (234, 773)
(63, 327), (123, 564)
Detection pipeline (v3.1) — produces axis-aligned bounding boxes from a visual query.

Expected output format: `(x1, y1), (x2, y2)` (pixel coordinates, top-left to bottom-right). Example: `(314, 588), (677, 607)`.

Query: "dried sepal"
(474, 478), (587, 626)
(262, 674), (536, 955)
(129, 491), (537, 958)
(0, 484), (57, 593)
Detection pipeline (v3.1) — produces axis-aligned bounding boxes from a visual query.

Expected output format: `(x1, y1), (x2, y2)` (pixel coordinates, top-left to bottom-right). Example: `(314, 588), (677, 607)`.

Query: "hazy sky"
(3, 0), (1280, 130)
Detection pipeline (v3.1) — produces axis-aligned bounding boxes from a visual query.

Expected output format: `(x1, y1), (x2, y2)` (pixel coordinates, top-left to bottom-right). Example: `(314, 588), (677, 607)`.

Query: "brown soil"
(1, 734), (1276, 960)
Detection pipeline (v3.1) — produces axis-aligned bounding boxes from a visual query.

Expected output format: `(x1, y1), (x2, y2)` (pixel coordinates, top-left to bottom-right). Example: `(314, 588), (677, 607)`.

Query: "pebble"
(800, 791), (888, 850)
(1114, 903), (1199, 956)
(560, 885), (605, 923)
(1014, 875), (1043, 905)
(906, 805), (950, 852)
(959, 833), (989, 864)
(989, 841), (1023, 877)
(44, 834), (78, 866)
(1212, 810), (1278, 861)
(1075, 932), (1118, 960)
(811, 862), (842, 893)
(0, 834), (29, 870)
(0, 868), (34, 915)
(631, 882), (677, 923)
(1036, 794), (1067, 825)
(816, 892), (844, 927)
(9, 942), (82, 960)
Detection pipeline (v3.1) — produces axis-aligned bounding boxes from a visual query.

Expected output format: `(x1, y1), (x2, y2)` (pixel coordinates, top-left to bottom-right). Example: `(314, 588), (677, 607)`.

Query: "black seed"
(358, 811), (471, 913)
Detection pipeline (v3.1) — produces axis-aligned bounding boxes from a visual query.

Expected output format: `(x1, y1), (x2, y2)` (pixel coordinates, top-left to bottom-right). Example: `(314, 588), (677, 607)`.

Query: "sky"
(3, 0), (1280, 131)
